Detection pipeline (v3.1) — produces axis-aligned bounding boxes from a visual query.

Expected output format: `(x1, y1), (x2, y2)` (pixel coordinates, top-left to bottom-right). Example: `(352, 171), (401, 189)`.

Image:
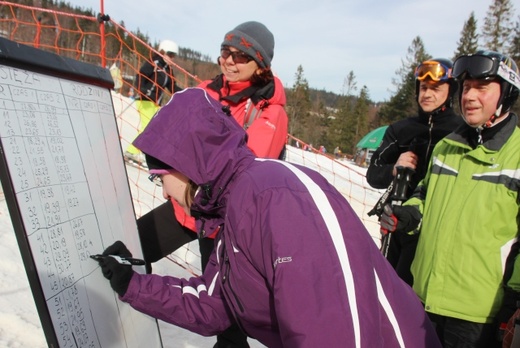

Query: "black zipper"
(222, 253), (245, 313)
(219, 242), (247, 333)
(425, 114), (434, 162)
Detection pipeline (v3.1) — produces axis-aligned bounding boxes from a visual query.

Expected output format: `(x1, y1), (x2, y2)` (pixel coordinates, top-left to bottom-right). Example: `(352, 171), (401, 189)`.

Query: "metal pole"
(99, 0), (106, 67)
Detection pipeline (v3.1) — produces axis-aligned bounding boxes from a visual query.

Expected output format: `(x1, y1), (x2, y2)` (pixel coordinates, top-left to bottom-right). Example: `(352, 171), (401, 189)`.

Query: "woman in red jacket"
(137, 21), (288, 348)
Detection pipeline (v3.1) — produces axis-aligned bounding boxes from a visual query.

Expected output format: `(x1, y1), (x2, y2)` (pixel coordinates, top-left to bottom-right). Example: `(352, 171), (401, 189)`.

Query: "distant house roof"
(356, 126), (388, 150)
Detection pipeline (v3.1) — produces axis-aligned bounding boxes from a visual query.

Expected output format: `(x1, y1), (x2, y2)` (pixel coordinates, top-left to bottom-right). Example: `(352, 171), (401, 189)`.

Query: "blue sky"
(69, 0), (497, 102)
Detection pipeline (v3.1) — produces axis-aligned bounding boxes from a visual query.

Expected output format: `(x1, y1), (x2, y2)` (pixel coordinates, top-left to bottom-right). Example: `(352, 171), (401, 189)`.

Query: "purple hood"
(133, 88), (255, 221)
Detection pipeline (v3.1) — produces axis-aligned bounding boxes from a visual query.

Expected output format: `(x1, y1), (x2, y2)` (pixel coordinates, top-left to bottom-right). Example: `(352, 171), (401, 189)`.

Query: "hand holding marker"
(92, 241), (142, 296)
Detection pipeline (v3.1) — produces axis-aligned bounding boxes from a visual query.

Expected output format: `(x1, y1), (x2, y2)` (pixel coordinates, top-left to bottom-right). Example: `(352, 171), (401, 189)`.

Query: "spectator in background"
(136, 21), (288, 348)
(96, 87), (441, 348)
(109, 62), (123, 94)
(334, 146), (341, 158)
(124, 39), (182, 167)
(366, 58), (462, 286)
(380, 50), (520, 346)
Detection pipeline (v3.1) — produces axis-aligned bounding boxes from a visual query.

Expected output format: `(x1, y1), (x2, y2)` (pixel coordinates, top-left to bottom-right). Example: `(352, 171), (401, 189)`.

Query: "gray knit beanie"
(221, 21), (274, 69)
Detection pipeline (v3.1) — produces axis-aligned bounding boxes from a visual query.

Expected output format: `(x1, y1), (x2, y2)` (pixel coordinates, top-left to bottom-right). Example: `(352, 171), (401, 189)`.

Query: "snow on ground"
(0, 91), (384, 347)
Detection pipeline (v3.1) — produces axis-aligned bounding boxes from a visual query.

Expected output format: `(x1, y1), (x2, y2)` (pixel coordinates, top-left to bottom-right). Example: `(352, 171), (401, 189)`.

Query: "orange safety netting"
(0, 1), (384, 275)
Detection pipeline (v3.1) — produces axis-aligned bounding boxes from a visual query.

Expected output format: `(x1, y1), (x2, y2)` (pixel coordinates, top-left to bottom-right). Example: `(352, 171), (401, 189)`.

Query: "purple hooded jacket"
(129, 88), (440, 347)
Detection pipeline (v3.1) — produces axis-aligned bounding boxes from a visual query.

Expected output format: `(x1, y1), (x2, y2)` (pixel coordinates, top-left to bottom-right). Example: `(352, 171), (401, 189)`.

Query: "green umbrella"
(356, 126), (388, 150)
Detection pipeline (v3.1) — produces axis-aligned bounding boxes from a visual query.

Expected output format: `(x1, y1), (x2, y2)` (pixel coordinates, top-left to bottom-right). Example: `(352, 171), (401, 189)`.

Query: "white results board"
(0, 38), (162, 348)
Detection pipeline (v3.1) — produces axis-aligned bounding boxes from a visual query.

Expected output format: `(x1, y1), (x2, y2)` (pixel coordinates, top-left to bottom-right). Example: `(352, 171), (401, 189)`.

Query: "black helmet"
(415, 58), (457, 110)
(452, 50), (520, 123)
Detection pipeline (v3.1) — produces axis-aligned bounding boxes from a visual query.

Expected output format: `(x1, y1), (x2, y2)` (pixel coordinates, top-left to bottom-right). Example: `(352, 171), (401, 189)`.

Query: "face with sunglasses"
(219, 46), (258, 82)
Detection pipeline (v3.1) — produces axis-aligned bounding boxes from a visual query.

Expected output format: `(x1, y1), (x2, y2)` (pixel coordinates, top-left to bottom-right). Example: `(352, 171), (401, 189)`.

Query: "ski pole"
(380, 166), (414, 257)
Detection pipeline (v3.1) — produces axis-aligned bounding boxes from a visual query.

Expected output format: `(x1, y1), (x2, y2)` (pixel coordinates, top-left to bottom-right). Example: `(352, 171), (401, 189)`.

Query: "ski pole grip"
(392, 166), (415, 202)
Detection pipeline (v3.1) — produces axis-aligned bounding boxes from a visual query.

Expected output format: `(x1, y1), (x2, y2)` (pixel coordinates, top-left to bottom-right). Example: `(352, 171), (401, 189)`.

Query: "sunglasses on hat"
(220, 47), (253, 64)
(415, 61), (452, 82)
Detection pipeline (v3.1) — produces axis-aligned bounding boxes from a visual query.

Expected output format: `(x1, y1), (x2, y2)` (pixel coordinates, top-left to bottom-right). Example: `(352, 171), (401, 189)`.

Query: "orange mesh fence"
(0, 1), (384, 275)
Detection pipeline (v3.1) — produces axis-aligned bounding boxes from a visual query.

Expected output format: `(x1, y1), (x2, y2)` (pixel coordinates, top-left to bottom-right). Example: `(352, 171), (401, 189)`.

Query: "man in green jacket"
(380, 50), (520, 347)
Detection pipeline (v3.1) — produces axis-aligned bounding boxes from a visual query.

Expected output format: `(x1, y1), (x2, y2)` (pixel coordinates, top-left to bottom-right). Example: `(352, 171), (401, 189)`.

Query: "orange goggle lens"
(415, 61), (451, 81)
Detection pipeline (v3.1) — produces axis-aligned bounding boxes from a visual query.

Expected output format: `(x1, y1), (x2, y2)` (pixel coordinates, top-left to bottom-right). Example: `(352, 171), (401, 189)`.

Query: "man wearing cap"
(367, 58), (463, 286)
(380, 51), (520, 346)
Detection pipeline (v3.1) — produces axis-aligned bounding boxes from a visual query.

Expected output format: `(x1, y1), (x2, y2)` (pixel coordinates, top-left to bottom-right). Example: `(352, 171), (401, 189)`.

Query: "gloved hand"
(98, 241), (134, 297)
(380, 204), (422, 234)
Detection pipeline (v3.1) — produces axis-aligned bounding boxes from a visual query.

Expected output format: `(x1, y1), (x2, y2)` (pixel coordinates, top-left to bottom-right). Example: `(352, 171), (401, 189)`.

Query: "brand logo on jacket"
(274, 256), (292, 268)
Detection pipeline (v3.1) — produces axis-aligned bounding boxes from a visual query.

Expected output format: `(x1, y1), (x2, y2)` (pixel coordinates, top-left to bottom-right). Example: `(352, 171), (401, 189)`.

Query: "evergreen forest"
(5, 0), (520, 157)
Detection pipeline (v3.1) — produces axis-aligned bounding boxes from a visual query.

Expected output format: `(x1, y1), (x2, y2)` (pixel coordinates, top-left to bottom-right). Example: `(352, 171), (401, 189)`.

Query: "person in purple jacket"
(96, 87), (440, 347)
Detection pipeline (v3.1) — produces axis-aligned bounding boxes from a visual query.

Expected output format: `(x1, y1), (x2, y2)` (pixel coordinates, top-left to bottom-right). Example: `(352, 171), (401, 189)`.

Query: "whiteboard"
(0, 38), (162, 347)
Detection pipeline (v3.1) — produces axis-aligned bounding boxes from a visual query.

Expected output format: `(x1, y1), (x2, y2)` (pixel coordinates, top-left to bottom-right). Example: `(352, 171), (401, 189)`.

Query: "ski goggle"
(452, 55), (498, 80)
(453, 54), (519, 82)
(415, 61), (452, 81)
(220, 47), (253, 64)
(452, 54), (520, 90)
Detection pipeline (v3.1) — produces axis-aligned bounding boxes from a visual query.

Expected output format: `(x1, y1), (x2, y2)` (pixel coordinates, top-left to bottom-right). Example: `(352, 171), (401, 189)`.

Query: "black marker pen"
(90, 254), (146, 266)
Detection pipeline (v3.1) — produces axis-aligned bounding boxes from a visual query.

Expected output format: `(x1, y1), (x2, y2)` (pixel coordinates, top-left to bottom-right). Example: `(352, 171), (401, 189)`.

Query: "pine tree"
(482, 0), (515, 52)
(351, 86), (371, 154)
(453, 12), (480, 59)
(331, 71), (357, 154)
(286, 65), (312, 143)
(377, 36), (430, 124)
(309, 100), (329, 151)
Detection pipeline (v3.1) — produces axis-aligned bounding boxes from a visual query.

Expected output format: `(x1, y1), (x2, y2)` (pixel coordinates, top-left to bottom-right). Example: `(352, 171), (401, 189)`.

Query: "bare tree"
(341, 71), (358, 97)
